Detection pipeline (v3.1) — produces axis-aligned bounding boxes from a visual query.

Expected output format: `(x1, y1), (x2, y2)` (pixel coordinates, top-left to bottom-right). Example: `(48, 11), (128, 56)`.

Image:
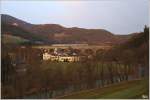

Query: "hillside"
(2, 34), (29, 44)
(106, 26), (149, 67)
(58, 79), (148, 99)
(1, 23), (52, 44)
(1, 14), (131, 45)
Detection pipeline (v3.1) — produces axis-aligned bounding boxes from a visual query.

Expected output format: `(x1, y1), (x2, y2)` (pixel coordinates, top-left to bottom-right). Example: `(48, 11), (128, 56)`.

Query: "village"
(37, 44), (111, 62)
(43, 48), (81, 62)
(42, 44), (90, 62)
(6, 44), (112, 69)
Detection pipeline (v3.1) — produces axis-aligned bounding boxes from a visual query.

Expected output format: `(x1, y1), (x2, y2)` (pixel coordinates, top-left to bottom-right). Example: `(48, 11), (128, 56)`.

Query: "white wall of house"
(42, 52), (80, 62)
(43, 52), (51, 60)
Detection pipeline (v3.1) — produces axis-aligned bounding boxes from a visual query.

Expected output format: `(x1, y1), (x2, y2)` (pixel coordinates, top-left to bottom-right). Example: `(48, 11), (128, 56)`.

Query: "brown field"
(32, 44), (112, 51)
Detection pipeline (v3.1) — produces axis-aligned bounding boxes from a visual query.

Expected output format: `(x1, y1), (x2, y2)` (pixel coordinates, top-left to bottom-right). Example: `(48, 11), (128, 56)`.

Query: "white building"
(42, 52), (80, 62)
(43, 52), (51, 60)
(59, 56), (80, 62)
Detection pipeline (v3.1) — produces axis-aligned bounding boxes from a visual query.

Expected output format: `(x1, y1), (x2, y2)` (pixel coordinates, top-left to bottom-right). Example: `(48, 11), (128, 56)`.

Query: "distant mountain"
(1, 22), (52, 44)
(1, 14), (132, 45)
(1, 14), (33, 30)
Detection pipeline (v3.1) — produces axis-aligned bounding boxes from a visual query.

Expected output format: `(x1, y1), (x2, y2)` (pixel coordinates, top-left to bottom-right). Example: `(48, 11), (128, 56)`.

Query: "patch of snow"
(12, 23), (18, 26)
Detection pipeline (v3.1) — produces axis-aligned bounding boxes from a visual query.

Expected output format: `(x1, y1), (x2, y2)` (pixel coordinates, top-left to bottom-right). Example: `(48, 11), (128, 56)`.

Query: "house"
(43, 52), (51, 60)
(42, 52), (80, 62)
(59, 56), (80, 62)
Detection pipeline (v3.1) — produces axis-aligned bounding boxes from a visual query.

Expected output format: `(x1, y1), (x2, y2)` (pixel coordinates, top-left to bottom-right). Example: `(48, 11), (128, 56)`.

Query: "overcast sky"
(1, 0), (149, 34)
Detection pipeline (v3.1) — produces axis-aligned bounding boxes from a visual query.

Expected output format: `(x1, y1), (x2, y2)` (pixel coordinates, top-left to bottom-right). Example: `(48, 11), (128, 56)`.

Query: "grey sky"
(1, 0), (149, 34)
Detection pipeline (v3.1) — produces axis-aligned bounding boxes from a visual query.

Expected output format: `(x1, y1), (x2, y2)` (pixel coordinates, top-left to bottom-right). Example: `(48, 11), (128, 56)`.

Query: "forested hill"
(1, 14), (131, 45)
(105, 26), (149, 67)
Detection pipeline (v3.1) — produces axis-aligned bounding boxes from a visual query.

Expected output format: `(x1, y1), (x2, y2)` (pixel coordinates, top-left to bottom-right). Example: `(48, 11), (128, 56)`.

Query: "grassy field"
(2, 34), (29, 44)
(58, 79), (149, 99)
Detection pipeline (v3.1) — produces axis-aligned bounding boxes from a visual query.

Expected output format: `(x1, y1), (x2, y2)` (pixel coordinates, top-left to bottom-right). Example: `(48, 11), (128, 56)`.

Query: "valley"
(1, 14), (149, 99)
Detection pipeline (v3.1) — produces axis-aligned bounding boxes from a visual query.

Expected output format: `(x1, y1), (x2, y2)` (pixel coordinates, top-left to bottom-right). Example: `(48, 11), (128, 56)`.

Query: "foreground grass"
(58, 79), (149, 99)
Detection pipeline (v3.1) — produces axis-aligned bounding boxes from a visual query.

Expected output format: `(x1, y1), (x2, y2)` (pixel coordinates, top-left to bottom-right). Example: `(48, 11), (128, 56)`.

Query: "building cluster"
(43, 48), (81, 62)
